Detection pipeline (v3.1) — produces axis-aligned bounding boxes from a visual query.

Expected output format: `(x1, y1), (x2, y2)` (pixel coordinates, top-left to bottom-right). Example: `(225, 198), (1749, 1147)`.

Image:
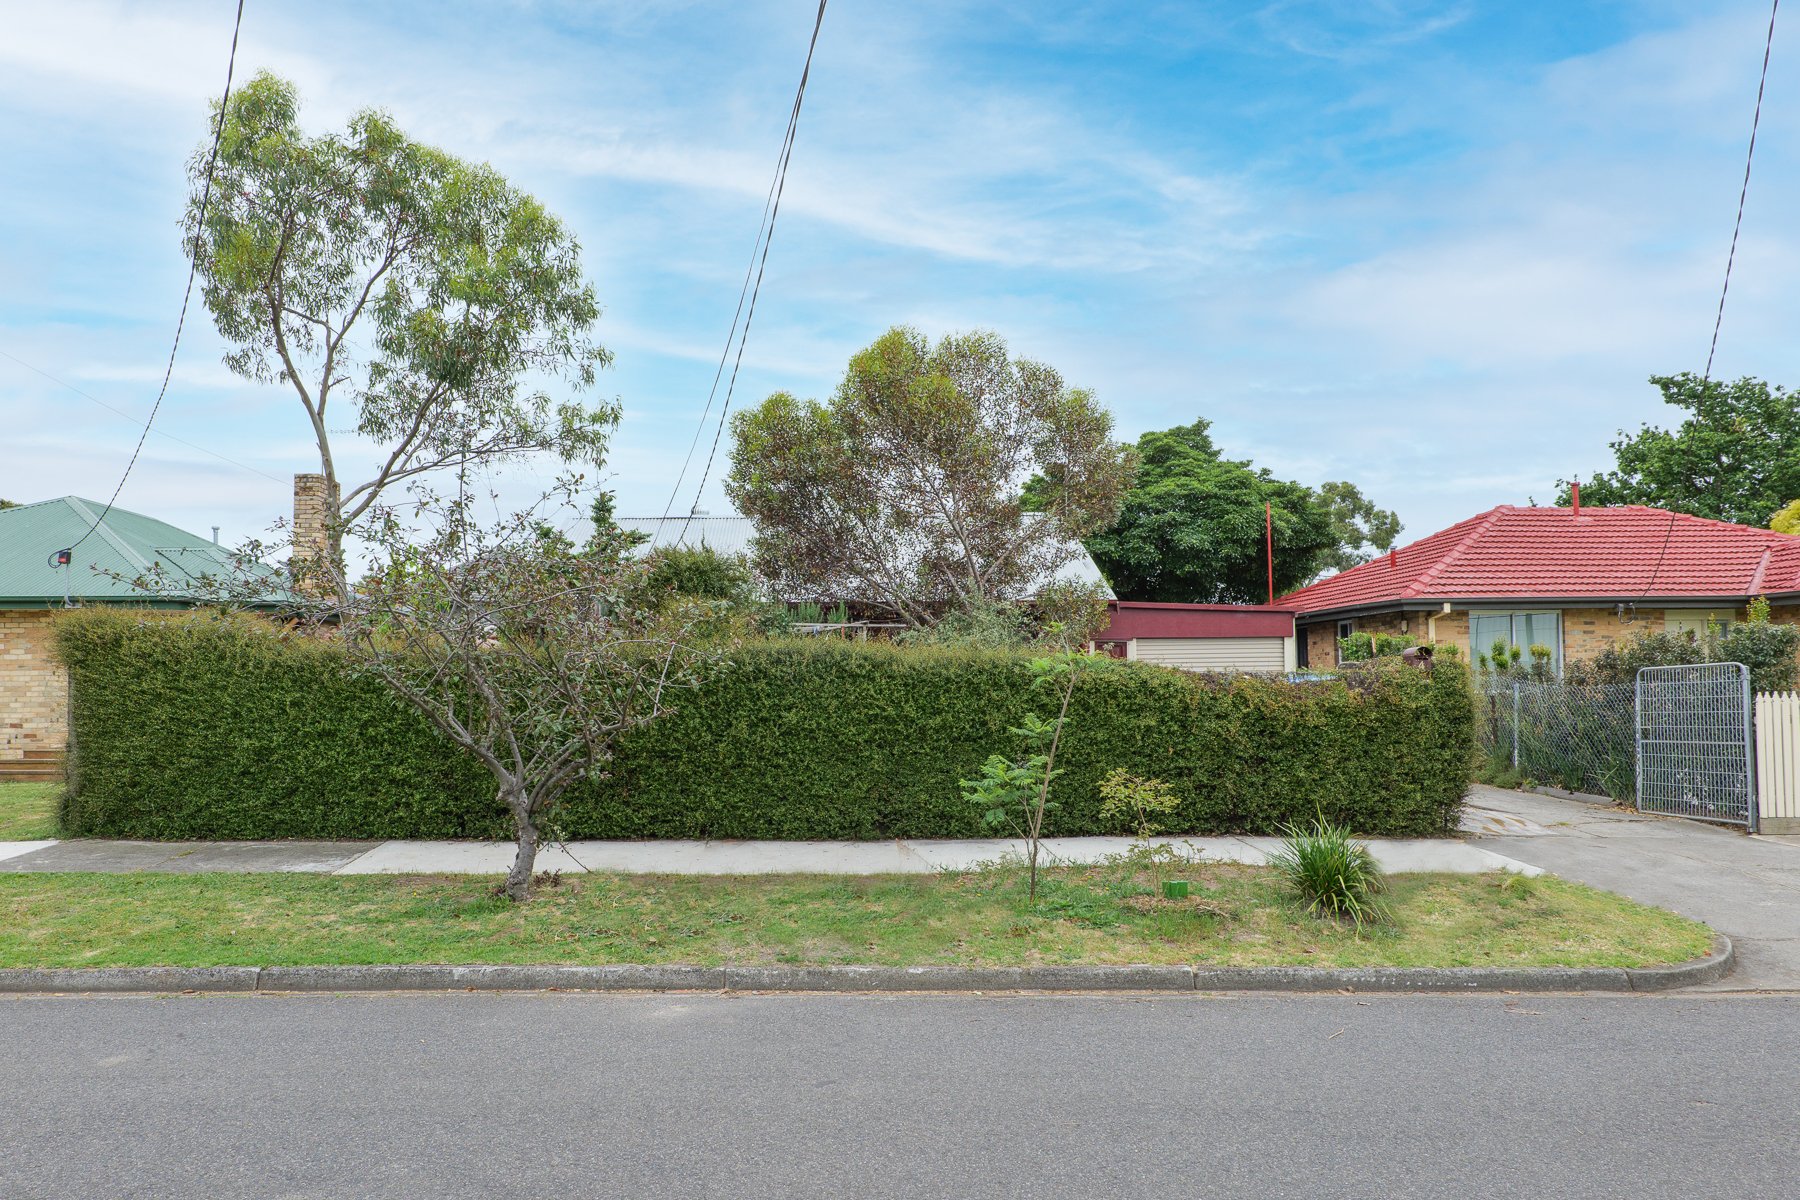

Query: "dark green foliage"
(1033, 419), (1342, 603)
(1265, 815), (1387, 927)
(56, 608), (1474, 841)
(639, 545), (753, 602)
(1315, 481), (1403, 575)
(1338, 632), (1417, 662)
(1559, 374), (1800, 525)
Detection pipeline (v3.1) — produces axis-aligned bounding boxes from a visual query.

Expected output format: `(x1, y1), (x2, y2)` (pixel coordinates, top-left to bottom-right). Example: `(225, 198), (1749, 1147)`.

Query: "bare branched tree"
(125, 483), (713, 902)
(327, 486), (713, 899)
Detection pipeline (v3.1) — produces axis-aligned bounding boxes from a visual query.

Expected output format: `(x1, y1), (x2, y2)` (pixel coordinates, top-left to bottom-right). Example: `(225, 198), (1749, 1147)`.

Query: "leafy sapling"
(960, 631), (1086, 900)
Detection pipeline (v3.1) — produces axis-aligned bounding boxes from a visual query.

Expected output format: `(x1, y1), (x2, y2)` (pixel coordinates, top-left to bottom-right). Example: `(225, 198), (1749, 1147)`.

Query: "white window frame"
(1335, 619), (1354, 664)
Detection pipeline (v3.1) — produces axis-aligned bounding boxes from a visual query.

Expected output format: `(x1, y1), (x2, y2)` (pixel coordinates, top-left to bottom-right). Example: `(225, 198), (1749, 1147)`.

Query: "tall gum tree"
(186, 72), (615, 567)
(726, 326), (1134, 625)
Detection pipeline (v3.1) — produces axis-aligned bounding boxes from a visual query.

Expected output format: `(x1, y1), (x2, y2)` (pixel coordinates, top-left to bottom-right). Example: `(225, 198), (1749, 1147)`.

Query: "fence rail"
(1635, 662), (1754, 829)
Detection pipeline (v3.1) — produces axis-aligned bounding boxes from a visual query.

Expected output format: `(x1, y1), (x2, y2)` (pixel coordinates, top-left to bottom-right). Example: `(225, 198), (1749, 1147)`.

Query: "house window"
(1470, 611), (1562, 673)
(1335, 620), (1353, 664)
(1664, 610), (1736, 641)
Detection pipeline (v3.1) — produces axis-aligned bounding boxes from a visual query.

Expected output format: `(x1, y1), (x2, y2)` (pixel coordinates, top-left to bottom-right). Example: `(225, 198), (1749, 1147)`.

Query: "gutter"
(1294, 593), (1780, 623)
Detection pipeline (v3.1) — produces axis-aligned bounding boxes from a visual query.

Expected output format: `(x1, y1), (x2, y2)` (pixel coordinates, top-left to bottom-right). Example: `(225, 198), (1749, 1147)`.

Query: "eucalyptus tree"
(726, 326), (1134, 625)
(186, 71), (614, 568)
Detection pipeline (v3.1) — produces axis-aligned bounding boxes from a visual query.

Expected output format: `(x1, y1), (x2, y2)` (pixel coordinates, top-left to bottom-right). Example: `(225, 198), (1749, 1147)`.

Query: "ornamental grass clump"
(1266, 815), (1387, 929)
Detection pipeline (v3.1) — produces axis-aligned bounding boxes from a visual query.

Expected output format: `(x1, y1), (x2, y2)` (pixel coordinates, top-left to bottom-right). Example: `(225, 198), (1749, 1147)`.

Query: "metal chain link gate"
(1635, 663), (1757, 830)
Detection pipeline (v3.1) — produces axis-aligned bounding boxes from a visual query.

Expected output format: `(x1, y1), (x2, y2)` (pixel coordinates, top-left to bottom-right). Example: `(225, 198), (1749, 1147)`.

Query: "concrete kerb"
(0, 937), (1733, 995)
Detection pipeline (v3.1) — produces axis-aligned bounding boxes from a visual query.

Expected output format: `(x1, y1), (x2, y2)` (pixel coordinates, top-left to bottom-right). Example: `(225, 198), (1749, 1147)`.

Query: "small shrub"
(1097, 769), (1183, 839)
(1338, 632), (1418, 663)
(902, 600), (1029, 649)
(1265, 815), (1387, 928)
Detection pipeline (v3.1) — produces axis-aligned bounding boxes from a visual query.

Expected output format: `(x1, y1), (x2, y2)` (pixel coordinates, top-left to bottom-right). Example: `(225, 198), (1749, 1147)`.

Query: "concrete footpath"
(0, 832), (1539, 877)
(1467, 784), (1800, 991)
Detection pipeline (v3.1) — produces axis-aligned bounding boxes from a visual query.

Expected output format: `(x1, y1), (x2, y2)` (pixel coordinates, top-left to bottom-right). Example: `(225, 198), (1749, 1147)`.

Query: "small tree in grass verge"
(960, 629), (1086, 900)
(330, 485), (712, 900)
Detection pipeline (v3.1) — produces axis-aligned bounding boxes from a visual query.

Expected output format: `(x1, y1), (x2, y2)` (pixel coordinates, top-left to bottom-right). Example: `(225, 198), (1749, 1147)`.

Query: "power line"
(1705, 0), (1780, 381)
(660, 0), (828, 547)
(67, 0), (247, 552)
(0, 346), (283, 484)
(1639, 0), (1778, 605)
(656, 104), (796, 524)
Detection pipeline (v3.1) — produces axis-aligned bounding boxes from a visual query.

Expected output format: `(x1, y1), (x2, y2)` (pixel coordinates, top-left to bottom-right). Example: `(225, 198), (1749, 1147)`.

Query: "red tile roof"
(1281, 505), (1800, 616)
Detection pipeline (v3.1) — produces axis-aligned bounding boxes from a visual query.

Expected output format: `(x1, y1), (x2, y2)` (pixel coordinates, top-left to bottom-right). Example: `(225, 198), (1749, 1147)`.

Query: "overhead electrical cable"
(66, 0), (247, 553)
(0, 346), (282, 484)
(661, 0), (828, 549)
(1637, 0), (1778, 608)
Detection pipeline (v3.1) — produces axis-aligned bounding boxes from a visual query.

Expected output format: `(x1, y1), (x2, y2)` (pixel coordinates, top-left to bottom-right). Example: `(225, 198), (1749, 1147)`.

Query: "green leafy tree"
(726, 326), (1134, 626)
(0, 499), (17, 510)
(1559, 374), (1800, 525)
(1770, 499), (1800, 535)
(187, 72), (614, 567)
(1315, 480), (1401, 575)
(1037, 419), (1335, 603)
(587, 491), (647, 557)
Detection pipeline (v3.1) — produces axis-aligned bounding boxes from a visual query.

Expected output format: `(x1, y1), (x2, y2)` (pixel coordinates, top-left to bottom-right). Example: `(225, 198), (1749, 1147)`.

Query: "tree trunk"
(504, 788), (538, 902)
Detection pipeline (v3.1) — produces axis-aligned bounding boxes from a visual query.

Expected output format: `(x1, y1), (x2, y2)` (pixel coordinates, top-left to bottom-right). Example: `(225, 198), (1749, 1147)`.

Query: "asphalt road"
(4, 991), (1795, 1199)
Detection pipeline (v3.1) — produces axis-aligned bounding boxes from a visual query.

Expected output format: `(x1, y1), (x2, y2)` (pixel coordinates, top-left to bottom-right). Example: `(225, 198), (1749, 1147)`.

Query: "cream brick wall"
(0, 610), (66, 759)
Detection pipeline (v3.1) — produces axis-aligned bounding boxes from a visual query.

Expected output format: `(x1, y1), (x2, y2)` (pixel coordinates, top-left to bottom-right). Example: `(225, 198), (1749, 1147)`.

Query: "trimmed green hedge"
(55, 609), (1473, 841)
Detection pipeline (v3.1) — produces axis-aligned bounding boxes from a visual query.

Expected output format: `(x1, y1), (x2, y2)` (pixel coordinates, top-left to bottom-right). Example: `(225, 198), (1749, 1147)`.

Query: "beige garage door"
(1133, 637), (1286, 673)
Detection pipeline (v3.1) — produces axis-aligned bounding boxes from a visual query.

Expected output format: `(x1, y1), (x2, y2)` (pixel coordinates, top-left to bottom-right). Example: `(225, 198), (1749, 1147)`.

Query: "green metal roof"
(0, 497), (281, 608)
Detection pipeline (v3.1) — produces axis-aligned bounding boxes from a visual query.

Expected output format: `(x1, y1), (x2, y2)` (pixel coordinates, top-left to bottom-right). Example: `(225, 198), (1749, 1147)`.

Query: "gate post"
(1744, 666), (1759, 834)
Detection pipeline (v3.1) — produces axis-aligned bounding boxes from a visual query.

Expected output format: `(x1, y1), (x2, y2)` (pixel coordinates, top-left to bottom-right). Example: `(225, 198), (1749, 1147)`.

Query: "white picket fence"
(1754, 691), (1800, 833)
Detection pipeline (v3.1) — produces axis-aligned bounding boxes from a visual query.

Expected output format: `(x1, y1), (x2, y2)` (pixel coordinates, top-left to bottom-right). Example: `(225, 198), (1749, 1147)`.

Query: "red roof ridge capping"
(1277, 506), (1509, 610)
(1280, 503), (1800, 615)
(1402, 506), (1505, 598)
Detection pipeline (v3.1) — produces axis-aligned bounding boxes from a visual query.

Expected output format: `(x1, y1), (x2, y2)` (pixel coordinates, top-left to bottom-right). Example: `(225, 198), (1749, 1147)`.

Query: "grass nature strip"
(0, 864), (1709, 971)
(0, 783), (57, 841)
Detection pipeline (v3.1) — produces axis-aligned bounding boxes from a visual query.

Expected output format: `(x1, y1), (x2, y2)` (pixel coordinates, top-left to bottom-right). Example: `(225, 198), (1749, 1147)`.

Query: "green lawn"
(0, 861), (1711, 970)
(0, 782), (58, 841)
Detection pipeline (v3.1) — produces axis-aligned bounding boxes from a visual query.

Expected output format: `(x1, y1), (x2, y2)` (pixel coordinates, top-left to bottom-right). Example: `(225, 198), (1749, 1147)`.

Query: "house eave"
(1292, 593), (1776, 623)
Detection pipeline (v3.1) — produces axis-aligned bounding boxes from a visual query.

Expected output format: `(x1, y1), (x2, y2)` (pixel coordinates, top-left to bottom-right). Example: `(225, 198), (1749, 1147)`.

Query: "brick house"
(1281, 504), (1800, 672)
(0, 495), (292, 775)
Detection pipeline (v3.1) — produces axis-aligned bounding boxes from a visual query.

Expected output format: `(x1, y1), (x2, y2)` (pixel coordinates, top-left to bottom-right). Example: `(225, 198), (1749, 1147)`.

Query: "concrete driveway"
(1467, 784), (1800, 991)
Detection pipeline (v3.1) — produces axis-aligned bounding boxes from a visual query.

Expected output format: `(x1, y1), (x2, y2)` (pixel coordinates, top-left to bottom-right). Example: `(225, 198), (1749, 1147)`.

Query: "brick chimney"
(291, 473), (337, 587)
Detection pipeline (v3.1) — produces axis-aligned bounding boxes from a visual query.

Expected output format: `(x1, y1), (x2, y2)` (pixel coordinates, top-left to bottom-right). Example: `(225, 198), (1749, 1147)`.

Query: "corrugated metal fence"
(1754, 691), (1800, 832)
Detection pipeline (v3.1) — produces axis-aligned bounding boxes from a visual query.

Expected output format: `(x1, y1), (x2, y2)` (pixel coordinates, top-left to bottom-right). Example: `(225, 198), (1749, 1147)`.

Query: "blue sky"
(2, 0), (1796, 552)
